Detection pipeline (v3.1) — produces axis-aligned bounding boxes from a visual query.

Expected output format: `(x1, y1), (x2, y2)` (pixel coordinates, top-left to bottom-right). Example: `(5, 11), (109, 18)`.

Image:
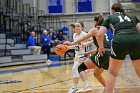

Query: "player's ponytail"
(94, 15), (104, 27)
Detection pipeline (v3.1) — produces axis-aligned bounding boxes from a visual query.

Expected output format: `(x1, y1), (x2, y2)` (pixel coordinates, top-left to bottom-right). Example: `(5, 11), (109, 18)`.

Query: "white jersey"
(73, 31), (88, 57)
(73, 31), (90, 77)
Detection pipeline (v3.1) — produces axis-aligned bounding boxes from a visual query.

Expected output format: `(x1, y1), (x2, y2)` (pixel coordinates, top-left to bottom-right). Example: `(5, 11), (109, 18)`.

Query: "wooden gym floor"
(0, 56), (140, 93)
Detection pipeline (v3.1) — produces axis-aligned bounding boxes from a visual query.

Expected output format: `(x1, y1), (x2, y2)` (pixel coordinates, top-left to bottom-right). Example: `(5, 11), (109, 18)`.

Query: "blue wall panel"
(77, 0), (93, 12)
(48, 6), (63, 13)
(132, 0), (140, 2)
(48, 0), (63, 13)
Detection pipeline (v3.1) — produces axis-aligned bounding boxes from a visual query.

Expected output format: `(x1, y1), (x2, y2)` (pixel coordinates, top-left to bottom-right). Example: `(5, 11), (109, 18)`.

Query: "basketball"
(55, 44), (67, 56)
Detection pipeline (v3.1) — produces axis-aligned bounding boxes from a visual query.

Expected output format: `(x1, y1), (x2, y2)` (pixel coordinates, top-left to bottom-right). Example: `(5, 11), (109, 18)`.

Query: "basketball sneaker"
(98, 90), (115, 93)
(46, 59), (52, 65)
(68, 87), (78, 93)
(76, 86), (92, 93)
(76, 88), (84, 93)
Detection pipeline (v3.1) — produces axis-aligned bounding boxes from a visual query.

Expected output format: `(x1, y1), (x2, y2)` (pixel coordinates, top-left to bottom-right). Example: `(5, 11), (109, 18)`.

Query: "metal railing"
(4, 36), (16, 56)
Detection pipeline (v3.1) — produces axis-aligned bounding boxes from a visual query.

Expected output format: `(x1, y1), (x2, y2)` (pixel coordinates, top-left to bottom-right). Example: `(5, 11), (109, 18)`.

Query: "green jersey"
(90, 35), (110, 70)
(102, 12), (140, 34)
(102, 12), (140, 60)
(92, 36), (110, 49)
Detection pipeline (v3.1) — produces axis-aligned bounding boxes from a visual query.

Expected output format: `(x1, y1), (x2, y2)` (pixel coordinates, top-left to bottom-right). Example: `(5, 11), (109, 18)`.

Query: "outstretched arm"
(71, 28), (98, 45)
(65, 45), (76, 50)
(81, 40), (94, 49)
(83, 40), (94, 46)
(84, 48), (97, 57)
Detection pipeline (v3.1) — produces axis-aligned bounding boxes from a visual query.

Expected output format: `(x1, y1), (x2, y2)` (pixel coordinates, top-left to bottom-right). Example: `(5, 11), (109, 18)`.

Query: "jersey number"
(118, 16), (131, 22)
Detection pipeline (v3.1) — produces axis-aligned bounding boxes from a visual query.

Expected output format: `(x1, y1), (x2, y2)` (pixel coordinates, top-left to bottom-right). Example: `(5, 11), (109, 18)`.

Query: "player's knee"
(78, 63), (88, 73)
(108, 69), (118, 77)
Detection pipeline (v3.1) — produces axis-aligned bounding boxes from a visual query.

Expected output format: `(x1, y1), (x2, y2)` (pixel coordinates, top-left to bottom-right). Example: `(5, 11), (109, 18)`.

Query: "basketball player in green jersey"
(97, 3), (140, 93)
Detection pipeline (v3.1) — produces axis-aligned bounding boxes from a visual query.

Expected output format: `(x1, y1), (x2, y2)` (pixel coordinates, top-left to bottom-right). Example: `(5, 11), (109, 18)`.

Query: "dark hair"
(111, 3), (124, 14)
(94, 15), (104, 27)
(111, 3), (135, 24)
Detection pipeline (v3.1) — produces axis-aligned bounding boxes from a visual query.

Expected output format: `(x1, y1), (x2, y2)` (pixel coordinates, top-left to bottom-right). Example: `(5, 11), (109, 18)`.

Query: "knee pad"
(78, 63), (87, 73)
(72, 62), (80, 77)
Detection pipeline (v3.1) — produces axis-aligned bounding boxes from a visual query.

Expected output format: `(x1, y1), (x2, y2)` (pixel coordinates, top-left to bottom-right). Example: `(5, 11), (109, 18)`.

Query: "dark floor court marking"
(0, 80), (22, 84)
(0, 61), (74, 74)
(4, 79), (71, 93)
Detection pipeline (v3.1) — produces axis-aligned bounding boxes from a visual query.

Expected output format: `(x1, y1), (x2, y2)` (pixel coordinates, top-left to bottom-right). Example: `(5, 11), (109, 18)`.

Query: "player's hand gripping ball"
(55, 44), (67, 56)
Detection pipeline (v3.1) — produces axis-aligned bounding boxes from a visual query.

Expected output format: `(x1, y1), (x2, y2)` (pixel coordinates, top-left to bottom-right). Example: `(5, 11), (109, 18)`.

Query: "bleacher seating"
(23, 55), (47, 62)
(0, 56), (12, 63)
(11, 49), (32, 56)
(0, 32), (47, 67)
(0, 0), (75, 68)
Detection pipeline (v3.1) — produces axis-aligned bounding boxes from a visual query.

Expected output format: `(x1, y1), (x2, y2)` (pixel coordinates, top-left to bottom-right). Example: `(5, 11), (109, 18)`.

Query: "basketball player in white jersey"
(64, 22), (92, 93)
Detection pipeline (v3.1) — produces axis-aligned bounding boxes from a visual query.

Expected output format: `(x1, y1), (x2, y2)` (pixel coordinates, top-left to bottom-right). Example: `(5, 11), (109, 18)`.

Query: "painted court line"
(0, 61), (74, 74)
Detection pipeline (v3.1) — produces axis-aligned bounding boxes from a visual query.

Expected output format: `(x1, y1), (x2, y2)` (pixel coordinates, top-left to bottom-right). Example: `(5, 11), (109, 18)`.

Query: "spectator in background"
(50, 29), (57, 40)
(27, 31), (41, 55)
(50, 29), (57, 47)
(42, 30), (52, 62)
(23, 21), (34, 41)
(27, 21), (34, 31)
(57, 30), (65, 44)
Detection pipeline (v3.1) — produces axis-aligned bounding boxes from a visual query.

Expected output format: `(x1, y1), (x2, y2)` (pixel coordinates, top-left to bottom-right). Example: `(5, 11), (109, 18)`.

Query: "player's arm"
(65, 45), (75, 50)
(83, 40), (93, 46)
(84, 48), (97, 57)
(81, 40), (94, 49)
(137, 23), (140, 31)
(97, 26), (107, 56)
(136, 22), (140, 30)
(134, 16), (140, 31)
(65, 45), (81, 50)
(66, 44), (85, 51)
(87, 48), (97, 54)
(71, 28), (98, 45)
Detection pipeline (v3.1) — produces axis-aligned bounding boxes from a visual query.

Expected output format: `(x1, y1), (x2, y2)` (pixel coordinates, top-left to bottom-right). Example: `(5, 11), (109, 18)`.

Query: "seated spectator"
(42, 30), (52, 62)
(57, 30), (65, 44)
(27, 31), (41, 55)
